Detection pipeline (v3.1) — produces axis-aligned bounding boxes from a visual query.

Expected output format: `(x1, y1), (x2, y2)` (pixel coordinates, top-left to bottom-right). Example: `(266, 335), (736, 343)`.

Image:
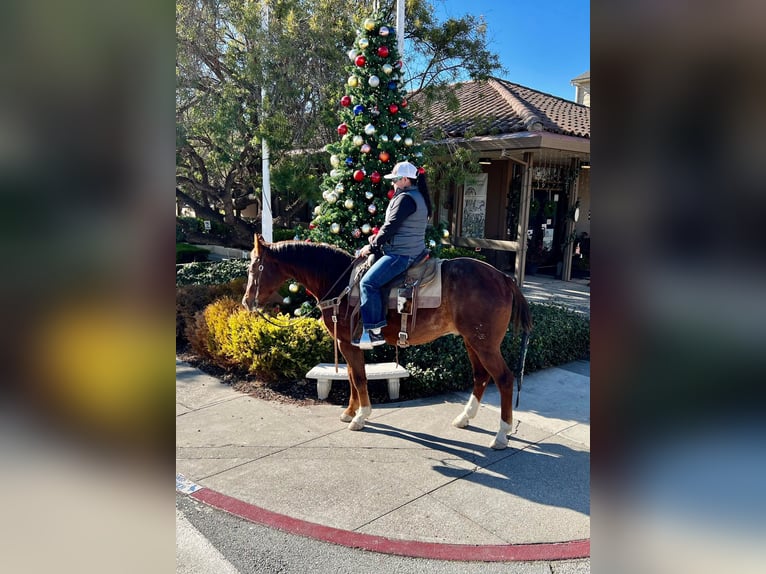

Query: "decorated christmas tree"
(307, 13), (424, 252)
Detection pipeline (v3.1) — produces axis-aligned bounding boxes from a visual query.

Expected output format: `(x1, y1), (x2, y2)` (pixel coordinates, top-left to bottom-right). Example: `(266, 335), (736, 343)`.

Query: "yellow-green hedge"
(189, 298), (333, 381)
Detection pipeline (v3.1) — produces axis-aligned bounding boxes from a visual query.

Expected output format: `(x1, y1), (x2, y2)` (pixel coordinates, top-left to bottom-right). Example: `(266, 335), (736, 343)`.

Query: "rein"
(249, 255), (362, 371)
(316, 257), (362, 372)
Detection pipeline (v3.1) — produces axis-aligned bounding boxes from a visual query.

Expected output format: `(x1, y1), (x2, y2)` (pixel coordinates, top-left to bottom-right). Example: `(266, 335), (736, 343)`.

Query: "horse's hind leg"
(485, 351), (516, 450)
(468, 346), (516, 450)
(452, 343), (491, 428)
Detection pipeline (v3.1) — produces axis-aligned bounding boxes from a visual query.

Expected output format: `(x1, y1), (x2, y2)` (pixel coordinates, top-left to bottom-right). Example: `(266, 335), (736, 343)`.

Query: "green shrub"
(177, 279), (246, 347)
(181, 296), (588, 399)
(272, 228), (300, 242)
(189, 298), (333, 380)
(176, 259), (249, 286)
(389, 335), (473, 397)
(176, 242), (210, 264)
(370, 302), (588, 398)
(504, 304), (590, 372)
(176, 217), (202, 242)
(439, 246), (488, 261)
(176, 216), (234, 244)
(188, 297), (242, 362)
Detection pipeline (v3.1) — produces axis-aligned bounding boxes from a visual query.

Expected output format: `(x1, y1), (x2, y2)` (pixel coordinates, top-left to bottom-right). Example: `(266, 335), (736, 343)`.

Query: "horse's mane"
(270, 241), (354, 295)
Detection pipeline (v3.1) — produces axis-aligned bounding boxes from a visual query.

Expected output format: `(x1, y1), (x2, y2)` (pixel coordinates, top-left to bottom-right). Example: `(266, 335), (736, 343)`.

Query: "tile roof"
(571, 70), (590, 83)
(413, 77), (590, 140)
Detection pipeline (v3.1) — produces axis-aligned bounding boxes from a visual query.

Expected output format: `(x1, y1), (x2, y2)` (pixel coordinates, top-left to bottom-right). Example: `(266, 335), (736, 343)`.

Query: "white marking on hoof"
(348, 419), (365, 431)
(339, 412), (353, 422)
(489, 436), (508, 450)
(348, 405), (371, 431)
(452, 395), (480, 428)
(452, 413), (470, 428)
(489, 419), (512, 450)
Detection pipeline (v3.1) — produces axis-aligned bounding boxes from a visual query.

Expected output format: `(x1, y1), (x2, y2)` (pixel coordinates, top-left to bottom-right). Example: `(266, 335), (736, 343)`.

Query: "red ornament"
(353, 169), (365, 182)
(355, 55), (367, 67)
(417, 166), (426, 174)
(400, 98), (408, 108)
(378, 151), (390, 162)
(337, 123), (348, 135)
(387, 189), (395, 200)
(372, 226), (380, 235)
(370, 171), (381, 183)
(377, 45), (389, 58)
(388, 104), (399, 114)
(340, 95), (352, 107)
(309, 223), (316, 230)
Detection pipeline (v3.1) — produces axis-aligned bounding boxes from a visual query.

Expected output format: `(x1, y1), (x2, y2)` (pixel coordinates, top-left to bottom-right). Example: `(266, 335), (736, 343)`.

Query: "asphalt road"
(176, 493), (590, 574)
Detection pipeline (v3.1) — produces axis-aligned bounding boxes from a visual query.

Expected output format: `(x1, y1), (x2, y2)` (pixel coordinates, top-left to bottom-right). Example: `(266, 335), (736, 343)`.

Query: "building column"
(515, 152), (533, 285)
(561, 158), (581, 282)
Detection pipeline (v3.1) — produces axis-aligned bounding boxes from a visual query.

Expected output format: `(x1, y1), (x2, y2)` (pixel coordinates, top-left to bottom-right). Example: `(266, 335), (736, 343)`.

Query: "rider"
(353, 161), (432, 349)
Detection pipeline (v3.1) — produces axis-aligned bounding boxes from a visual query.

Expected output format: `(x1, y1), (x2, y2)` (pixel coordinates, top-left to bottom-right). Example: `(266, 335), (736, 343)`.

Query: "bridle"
(246, 253), (363, 370)
(247, 257), (265, 309)
(247, 257), (293, 328)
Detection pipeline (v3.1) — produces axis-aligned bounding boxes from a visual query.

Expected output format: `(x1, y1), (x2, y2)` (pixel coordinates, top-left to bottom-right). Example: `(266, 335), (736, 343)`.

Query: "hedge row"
(181, 295), (589, 397)
(176, 242), (211, 264)
(187, 298), (333, 381)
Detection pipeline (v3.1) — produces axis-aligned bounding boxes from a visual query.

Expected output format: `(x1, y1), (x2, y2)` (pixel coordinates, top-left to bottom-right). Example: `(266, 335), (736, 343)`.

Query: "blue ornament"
(345, 157), (354, 166)
(399, 120), (408, 129)
(353, 104), (365, 116)
(388, 81), (397, 90)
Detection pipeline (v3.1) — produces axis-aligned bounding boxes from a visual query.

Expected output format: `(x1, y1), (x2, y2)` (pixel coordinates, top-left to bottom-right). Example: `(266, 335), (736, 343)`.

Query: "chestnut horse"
(242, 235), (532, 449)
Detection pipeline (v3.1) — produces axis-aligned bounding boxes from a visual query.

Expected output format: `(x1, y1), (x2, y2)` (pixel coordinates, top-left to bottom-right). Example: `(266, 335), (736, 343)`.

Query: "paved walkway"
(522, 274), (590, 316)
(176, 358), (590, 561)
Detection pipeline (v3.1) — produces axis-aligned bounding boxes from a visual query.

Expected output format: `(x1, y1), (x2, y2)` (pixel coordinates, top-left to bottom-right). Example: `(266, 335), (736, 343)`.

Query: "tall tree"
(307, 11), (422, 251)
(176, 0), (501, 248)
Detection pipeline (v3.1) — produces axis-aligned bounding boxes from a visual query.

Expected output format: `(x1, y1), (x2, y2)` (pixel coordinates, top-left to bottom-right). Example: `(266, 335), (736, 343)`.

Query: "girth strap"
(318, 286), (351, 372)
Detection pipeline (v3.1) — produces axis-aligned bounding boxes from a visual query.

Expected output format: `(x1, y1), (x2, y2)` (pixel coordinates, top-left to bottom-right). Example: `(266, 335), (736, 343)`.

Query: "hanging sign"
(461, 173), (488, 238)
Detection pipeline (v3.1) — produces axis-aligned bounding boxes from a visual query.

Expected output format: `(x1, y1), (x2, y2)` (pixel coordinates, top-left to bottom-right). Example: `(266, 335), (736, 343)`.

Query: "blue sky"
(433, 0), (590, 101)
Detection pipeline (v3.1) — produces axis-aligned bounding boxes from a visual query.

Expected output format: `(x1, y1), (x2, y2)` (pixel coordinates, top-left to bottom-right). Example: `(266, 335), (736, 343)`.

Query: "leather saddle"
(348, 250), (443, 347)
(348, 250), (443, 310)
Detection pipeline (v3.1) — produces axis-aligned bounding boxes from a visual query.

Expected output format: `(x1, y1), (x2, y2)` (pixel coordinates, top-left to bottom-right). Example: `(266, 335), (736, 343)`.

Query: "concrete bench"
(305, 362), (410, 400)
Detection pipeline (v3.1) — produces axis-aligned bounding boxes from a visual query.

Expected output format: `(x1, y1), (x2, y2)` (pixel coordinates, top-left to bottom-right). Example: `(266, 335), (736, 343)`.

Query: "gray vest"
(384, 187), (428, 258)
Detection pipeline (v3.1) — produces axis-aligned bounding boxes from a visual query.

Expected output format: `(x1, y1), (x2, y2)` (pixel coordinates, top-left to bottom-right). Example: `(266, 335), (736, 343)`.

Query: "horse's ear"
(254, 233), (261, 257)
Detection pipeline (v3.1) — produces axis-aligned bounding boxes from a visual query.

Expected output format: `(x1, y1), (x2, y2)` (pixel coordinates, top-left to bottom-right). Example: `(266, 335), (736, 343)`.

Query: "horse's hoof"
(348, 419), (365, 431)
(489, 438), (508, 450)
(452, 413), (470, 428)
(339, 413), (353, 422)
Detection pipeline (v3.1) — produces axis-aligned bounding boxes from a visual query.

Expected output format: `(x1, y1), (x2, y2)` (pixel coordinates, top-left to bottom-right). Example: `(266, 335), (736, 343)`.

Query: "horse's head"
(242, 234), (287, 311)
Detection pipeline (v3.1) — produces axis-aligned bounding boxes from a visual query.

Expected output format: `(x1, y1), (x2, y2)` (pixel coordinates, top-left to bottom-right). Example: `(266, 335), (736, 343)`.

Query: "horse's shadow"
(364, 421), (590, 517)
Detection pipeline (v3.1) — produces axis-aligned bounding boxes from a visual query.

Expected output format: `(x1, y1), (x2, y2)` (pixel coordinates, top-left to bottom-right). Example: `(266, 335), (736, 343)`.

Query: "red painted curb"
(190, 487), (590, 562)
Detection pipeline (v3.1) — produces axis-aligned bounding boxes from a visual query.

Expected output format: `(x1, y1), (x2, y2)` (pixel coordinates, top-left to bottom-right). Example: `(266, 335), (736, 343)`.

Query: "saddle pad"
(349, 258), (443, 309)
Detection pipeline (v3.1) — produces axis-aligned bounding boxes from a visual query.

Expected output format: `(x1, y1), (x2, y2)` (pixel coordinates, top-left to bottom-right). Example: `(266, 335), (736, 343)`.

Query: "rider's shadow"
(364, 421), (590, 517)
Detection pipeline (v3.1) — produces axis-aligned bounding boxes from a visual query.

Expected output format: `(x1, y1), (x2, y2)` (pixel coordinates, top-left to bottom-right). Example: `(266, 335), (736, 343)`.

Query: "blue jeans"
(360, 253), (412, 330)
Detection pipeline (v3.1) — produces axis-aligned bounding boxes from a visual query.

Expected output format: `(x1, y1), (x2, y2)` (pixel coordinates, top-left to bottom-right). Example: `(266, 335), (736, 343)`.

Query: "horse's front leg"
(337, 341), (371, 429)
(340, 364), (359, 423)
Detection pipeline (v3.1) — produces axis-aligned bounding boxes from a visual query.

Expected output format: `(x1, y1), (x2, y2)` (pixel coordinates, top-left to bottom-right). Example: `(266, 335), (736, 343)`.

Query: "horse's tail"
(506, 275), (533, 407)
(507, 275), (533, 336)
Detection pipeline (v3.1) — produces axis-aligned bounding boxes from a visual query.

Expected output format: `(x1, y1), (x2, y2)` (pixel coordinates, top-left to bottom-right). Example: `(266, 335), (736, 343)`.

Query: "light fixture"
(580, 161), (590, 169)
(479, 158), (492, 165)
